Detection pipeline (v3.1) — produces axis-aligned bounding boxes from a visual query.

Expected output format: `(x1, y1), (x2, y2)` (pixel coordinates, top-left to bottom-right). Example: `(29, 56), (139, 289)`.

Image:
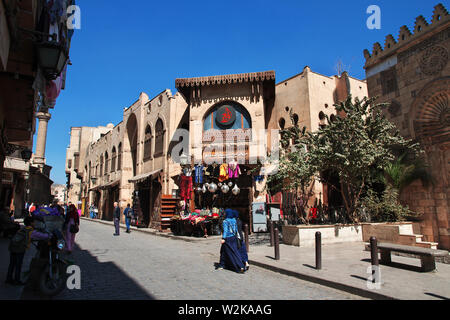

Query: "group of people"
(217, 209), (250, 273)
(4, 202), (80, 286)
(113, 202), (134, 236)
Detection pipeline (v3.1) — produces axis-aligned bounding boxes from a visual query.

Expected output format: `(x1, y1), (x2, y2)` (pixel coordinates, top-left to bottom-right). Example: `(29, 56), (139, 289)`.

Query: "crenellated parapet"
(364, 3), (449, 69)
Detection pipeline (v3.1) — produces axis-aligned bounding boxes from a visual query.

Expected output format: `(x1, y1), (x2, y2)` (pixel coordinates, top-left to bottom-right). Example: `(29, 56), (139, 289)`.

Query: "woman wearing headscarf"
(233, 210), (250, 271)
(64, 204), (80, 254)
(217, 209), (245, 273)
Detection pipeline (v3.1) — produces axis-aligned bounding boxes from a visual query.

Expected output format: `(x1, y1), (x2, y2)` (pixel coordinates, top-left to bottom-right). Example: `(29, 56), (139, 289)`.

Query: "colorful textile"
(219, 164), (229, 182)
(219, 236), (245, 272)
(180, 176), (193, 200)
(194, 165), (204, 184)
(228, 162), (241, 178)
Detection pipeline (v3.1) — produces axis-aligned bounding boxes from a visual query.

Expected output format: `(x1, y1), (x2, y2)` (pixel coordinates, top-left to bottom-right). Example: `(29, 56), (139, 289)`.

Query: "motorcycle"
(29, 218), (68, 297)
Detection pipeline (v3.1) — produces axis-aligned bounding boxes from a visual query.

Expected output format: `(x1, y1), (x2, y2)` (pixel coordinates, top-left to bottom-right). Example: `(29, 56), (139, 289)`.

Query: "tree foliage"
(270, 95), (423, 224)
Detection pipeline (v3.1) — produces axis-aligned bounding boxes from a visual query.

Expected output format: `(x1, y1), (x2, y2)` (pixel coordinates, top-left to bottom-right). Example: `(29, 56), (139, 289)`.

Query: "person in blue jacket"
(217, 209), (245, 273)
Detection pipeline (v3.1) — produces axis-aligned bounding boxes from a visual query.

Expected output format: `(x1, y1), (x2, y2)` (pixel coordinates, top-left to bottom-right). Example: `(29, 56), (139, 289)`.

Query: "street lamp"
(180, 153), (189, 166)
(36, 39), (68, 80)
(21, 149), (33, 161)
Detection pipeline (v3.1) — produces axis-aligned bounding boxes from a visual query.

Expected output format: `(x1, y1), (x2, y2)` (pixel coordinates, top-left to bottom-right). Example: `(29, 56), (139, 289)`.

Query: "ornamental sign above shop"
(215, 105), (236, 128)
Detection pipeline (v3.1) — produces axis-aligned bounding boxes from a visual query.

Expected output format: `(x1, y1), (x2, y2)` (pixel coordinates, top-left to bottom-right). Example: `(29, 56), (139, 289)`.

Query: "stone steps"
(398, 234), (438, 250)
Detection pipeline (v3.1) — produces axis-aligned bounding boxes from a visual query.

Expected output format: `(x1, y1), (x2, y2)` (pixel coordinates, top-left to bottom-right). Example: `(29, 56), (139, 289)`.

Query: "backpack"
(9, 227), (31, 253)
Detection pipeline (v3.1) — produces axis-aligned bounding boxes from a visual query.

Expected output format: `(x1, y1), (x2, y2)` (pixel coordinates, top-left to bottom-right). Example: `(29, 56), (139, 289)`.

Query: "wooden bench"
(367, 242), (449, 272)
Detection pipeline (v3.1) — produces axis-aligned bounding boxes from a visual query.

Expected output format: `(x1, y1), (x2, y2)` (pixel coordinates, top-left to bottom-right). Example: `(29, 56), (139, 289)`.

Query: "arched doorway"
(410, 77), (450, 248)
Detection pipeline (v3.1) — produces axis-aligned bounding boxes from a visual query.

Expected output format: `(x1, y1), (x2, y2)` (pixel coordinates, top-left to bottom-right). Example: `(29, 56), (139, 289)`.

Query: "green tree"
(383, 152), (434, 195)
(307, 95), (421, 223)
(267, 113), (317, 223)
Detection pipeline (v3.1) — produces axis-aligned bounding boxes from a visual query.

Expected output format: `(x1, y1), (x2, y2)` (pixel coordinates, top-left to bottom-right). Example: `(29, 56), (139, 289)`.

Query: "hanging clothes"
(219, 164), (229, 182)
(180, 176), (193, 200)
(193, 165), (204, 184)
(228, 161), (241, 178)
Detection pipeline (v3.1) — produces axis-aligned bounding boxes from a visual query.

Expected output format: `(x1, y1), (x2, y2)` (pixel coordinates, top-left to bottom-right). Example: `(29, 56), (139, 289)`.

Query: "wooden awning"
(175, 71), (275, 88)
(128, 169), (162, 183)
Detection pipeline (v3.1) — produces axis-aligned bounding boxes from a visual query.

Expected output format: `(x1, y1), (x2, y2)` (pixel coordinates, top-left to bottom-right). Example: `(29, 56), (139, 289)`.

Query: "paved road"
(21, 220), (363, 300)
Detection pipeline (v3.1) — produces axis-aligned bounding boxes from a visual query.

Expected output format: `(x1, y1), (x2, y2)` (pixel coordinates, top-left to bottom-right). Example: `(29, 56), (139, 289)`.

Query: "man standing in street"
(123, 204), (132, 234)
(113, 202), (121, 236)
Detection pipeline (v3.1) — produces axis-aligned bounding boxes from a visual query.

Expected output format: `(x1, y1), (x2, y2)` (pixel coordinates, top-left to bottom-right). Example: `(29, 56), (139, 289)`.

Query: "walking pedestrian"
(113, 202), (121, 236)
(216, 209), (245, 273)
(64, 204), (80, 254)
(123, 204), (132, 233)
(233, 210), (250, 271)
(5, 216), (50, 286)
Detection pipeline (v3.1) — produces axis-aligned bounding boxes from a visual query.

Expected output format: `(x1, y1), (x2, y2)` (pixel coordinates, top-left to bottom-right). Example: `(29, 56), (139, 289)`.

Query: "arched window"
(155, 119), (165, 156)
(203, 102), (252, 131)
(104, 152), (109, 175)
(117, 143), (122, 171)
(111, 147), (117, 172)
(144, 125), (152, 160)
(100, 155), (104, 177)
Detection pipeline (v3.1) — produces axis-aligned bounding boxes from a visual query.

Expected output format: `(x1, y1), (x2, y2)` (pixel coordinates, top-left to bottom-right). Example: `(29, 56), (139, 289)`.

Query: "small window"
(155, 119), (165, 156)
(319, 111), (326, 121)
(144, 126), (152, 160)
(158, 96), (163, 106)
(279, 118), (286, 130)
(325, 104), (329, 109)
(292, 114), (299, 126)
(285, 107), (290, 112)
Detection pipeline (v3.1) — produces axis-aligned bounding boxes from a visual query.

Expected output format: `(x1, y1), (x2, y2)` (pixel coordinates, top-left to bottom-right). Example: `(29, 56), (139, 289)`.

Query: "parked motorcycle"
(29, 218), (68, 297)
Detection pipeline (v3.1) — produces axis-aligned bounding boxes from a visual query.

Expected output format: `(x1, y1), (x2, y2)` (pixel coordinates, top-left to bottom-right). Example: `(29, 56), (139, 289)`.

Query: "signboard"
(252, 202), (267, 233)
(215, 105), (236, 128)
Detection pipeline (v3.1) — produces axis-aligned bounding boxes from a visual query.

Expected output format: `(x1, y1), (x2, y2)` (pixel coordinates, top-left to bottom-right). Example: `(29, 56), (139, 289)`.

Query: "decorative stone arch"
(202, 100), (252, 131)
(410, 77), (450, 144)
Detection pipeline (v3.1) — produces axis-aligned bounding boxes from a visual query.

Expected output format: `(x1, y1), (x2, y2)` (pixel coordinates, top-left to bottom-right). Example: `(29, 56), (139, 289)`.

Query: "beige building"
(65, 125), (114, 207)
(363, 3), (450, 249)
(67, 68), (367, 232)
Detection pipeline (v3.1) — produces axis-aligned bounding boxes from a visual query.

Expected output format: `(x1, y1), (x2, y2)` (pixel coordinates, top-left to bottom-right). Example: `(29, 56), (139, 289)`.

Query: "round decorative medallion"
(416, 91), (450, 137)
(420, 46), (448, 76)
(215, 105), (236, 128)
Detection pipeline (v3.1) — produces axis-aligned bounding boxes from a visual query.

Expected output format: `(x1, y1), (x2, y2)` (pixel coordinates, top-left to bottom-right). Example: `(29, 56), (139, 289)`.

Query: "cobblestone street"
(20, 220), (362, 300)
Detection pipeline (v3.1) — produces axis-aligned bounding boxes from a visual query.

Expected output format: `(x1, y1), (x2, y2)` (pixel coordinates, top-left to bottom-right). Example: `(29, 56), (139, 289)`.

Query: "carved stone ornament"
(419, 45), (448, 76)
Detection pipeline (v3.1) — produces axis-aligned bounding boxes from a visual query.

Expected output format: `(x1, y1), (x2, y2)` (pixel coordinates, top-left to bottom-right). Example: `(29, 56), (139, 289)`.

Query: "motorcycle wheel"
(38, 261), (67, 297)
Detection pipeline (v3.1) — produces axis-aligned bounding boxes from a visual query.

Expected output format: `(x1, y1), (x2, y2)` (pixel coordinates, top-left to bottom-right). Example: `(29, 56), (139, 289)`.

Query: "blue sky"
(37, 0), (449, 185)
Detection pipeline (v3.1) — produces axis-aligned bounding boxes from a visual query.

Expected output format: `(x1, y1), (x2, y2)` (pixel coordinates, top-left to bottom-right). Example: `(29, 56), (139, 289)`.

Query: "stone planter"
(361, 222), (414, 243)
(282, 224), (363, 247)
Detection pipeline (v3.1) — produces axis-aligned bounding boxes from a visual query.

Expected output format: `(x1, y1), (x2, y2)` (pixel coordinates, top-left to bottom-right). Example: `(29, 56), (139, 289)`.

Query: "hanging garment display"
(228, 161), (241, 178)
(219, 164), (229, 182)
(193, 165), (204, 184)
(254, 175), (265, 193)
(180, 175), (193, 200)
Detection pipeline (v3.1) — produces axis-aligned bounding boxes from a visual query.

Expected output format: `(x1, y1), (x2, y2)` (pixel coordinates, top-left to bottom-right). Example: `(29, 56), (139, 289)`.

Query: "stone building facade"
(68, 68), (367, 231)
(65, 125), (114, 207)
(363, 3), (450, 249)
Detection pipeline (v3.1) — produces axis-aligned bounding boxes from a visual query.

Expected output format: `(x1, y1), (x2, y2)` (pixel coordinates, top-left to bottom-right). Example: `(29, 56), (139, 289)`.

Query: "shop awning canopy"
(129, 169), (162, 183)
(100, 179), (121, 190)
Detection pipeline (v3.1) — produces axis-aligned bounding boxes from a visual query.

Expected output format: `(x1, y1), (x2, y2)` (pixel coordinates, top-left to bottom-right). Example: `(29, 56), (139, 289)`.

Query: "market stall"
(172, 159), (255, 237)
